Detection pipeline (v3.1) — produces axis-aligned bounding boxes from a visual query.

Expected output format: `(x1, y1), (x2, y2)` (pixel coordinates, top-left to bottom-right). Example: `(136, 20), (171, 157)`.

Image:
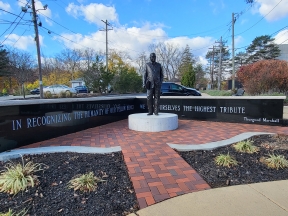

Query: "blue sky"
(1, 0), (288, 66)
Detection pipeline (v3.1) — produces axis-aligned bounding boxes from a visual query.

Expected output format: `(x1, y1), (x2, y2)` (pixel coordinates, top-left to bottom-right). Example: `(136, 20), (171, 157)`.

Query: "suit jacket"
(143, 62), (164, 89)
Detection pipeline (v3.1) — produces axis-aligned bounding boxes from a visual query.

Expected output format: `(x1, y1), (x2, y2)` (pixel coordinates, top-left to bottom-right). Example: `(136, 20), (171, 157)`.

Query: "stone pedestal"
(128, 113), (178, 132)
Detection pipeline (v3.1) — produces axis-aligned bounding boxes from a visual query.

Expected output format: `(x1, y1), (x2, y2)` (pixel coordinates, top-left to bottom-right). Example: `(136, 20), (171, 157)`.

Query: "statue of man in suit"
(143, 53), (164, 115)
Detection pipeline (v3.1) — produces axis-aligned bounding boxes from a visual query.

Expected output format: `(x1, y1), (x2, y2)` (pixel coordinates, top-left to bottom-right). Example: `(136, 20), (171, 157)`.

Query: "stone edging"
(0, 146), (121, 162)
(0, 132), (276, 161)
(168, 132), (275, 151)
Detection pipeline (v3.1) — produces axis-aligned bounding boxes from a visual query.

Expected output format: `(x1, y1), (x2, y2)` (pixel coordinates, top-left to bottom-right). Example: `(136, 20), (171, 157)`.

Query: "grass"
(261, 154), (288, 170)
(0, 158), (44, 195)
(214, 153), (238, 168)
(68, 172), (106, 192)
(0, 208), (28, 216)
(202, 90), (234, 96)
(233, 140), (259, 154)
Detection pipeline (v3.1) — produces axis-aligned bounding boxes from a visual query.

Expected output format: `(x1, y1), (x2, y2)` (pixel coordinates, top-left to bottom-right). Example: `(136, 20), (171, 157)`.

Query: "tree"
(149, 42), (183, 80)
(181, 64), (196, 88)
(194, 64), (208, 89)
(237, 59), (288, 95)
(245, 35), (280, 64)
(108, 51), (142, 93)
(206, 44), (230, 88)
(178, 45), (196, 80)
(83, 55), (107, 93)
(0, 47), (10, 77)
(7, 49), (35, 98)
(113, 68), (142, 93)
(135, 51), (149, 75)
(56, 48), (82, 80)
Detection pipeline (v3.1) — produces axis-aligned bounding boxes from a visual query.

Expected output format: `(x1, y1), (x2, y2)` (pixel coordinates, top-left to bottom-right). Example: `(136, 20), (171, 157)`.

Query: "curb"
(0, 146), (122, 161)
(168, 132), (275, 151)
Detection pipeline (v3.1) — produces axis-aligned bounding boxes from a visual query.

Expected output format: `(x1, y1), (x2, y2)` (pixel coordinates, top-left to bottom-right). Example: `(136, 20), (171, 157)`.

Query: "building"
(277, 44), (288, 61)
(70, 78), (85, 88)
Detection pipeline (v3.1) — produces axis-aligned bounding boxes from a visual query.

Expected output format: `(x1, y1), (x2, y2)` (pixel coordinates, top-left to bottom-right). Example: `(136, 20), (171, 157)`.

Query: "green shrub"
(233, 140), (259, 154)
(0, 158), (44, 195)
(215, 153), (238, 168)
(261, 154), (288, 170)
(68, 172), (106, 192)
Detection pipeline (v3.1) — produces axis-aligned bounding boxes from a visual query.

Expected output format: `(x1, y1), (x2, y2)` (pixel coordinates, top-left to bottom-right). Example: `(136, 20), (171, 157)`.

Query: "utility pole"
(232, 12), (236, 90)
(30, 0), (45, 99)
(100, 20), (113, 72)
(209, 46), (215, 89)
(216, 37), (223, 90)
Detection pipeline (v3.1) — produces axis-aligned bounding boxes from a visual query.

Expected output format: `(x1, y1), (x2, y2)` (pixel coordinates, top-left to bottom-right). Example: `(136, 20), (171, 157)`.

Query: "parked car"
(74, 86), (88, 93)
(43, 85), (77, 95)
(30, 88), (40, 95)
(161, 82), (202, 96)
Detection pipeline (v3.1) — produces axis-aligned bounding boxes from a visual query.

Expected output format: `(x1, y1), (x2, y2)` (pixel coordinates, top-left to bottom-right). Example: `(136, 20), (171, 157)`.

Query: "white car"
(43, 85), (77, 95)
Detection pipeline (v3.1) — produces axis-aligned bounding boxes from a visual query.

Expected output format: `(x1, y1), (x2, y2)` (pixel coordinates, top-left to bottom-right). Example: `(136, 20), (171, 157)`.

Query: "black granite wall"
(0, 97), (284, 152)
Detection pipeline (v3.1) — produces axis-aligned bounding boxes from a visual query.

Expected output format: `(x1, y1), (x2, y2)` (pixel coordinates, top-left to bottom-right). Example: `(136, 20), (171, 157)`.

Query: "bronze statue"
(143, 53), (164, 115)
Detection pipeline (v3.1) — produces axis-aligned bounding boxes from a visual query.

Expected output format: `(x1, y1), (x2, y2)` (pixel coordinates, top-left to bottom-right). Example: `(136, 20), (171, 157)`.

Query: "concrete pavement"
(129, 180), (288, 216)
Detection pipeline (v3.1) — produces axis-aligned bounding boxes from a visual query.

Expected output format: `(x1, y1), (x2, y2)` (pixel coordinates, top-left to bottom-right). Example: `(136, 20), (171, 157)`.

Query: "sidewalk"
(129, 180), (288, 216)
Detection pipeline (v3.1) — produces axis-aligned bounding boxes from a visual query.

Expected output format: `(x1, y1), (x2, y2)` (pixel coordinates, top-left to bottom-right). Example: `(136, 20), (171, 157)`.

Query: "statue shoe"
(147, 113), (153, 115)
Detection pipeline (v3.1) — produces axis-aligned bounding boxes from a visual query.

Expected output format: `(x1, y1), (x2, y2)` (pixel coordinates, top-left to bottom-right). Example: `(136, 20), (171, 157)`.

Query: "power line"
(234, 0), (283, 36)
(0, 12), (27, 45)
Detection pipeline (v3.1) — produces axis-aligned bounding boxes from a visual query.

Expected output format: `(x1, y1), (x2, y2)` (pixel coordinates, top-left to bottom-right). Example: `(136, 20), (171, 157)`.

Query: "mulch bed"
(178, 134), (288, 188)
(0, 152), (139, 216)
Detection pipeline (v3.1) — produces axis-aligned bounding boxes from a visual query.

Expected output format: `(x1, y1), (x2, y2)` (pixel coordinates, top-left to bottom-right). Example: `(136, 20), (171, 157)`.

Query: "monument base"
(128, 113), (178, 132)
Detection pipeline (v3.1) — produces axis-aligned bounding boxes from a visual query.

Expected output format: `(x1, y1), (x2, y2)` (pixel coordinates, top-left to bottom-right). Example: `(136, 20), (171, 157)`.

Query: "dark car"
(161, 82), (201, 96)
(74, 86), (88, 93)
(30, 88), (40, 95)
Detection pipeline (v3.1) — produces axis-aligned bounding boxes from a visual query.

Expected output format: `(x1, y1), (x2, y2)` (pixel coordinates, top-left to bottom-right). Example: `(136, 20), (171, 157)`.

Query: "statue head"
(150, 53), (156, 63)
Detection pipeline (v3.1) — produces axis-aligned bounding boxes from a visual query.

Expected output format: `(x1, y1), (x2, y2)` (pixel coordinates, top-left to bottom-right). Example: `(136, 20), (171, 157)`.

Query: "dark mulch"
(0, 152), (139, 216)
(179, 134), (288, 188)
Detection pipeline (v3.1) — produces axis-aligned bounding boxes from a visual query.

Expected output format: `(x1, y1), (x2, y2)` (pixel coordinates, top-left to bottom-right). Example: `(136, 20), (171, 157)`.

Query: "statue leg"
(147, 89), (154, 115)
(154, 86), (161, 115)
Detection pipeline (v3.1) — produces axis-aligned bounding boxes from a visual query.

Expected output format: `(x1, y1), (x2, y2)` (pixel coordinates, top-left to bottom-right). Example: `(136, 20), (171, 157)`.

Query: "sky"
(0, 0), (288, 66)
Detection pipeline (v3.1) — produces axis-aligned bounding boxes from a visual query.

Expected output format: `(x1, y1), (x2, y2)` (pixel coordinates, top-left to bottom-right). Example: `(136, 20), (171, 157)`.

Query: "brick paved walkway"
(23, 120), (288, 209)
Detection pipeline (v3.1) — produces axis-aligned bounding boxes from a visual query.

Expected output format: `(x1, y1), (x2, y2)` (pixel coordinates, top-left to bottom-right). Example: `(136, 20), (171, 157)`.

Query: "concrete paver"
(249, 180), (288, 211)
(132, 180), (288, 216)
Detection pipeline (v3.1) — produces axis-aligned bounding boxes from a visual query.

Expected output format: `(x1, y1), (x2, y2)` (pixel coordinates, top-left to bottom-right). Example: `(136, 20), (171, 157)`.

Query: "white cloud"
(165, 36), (215, 56)
(0, 1), (11, 12)
(65, 3), (118, 26)
(274, 29), (288, 44)
(235, 35), (243, 46)
(3, 34), (44, 50)
(255, 0), (288, 21)
(17, 0), (52, 25)
(54, 21), (215, 63)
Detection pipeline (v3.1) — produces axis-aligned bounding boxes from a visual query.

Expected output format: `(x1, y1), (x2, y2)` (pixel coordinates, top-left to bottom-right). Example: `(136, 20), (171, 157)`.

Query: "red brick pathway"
(23, 120), (288, 208)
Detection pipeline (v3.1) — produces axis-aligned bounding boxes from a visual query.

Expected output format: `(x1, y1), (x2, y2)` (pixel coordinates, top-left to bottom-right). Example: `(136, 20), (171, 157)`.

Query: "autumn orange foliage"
(237, 60), (288, 95)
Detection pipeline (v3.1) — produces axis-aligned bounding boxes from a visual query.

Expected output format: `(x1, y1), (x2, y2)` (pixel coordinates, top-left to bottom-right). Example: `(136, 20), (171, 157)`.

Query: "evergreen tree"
(181, 64), (195, 88)
(194, 64), (207, 89)
(0, 47), (10, 77)
(83, 55), (112, 93)
(246, 35), (280, 64)
(178, 45), (196, 80)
